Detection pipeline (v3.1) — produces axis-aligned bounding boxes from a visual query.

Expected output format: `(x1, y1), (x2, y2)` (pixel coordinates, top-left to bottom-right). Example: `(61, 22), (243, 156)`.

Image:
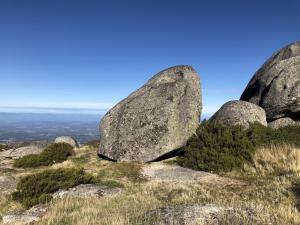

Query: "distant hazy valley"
(0, 113), (101, 144)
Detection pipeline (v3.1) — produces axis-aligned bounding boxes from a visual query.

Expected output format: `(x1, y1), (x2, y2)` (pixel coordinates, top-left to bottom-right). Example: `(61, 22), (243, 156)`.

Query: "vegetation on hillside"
(14, 143), (74, 168)
(12, 168), (96, 208)
(179, 122), (300, 173)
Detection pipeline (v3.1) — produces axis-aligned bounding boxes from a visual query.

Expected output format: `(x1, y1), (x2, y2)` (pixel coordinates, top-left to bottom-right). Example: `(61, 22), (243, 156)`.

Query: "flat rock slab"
(52, 184), (122, 199)
(140, 204), (257, 225)
(2, 204), (48, 225)
(142, 163), (243, 187)
(0, 175), (17, 194)
(0, 146), (43, 160)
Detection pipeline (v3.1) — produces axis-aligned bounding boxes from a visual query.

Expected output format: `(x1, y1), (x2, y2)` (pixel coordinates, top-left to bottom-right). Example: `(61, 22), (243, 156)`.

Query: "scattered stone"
(52, 184), (122, 199)
(240, 41), (300, 121)
(141, 162), (243, 186)
(209, 100), (267, 128)
(0, 146), (43, 160)
(54, 136), (79, 148)
(140, 204), (257, 225)
(99, 65), (202, 162)
(2, 204), (48, 225)
(0, 175), (17, 194)
(268, 117), (300, 129)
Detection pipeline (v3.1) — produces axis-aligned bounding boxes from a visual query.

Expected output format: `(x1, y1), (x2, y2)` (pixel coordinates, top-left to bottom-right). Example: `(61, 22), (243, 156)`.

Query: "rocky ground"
(0, 143), (300, 225)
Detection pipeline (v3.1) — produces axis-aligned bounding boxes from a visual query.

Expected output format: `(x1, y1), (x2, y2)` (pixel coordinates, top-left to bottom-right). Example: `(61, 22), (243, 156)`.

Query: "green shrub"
(0, 144), (10, 152)
(179, 121), (300, 173)
(12, 168), (96, 208)
(248, 122), (300, 147)
(14, 143), (74, 168)
(179, 122), (255, 172)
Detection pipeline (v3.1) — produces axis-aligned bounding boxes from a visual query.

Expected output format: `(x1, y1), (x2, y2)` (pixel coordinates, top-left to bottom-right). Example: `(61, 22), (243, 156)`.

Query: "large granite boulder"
(268, 117), (300, 129)
(54, 136), (79, 148)
(209, 100), (267, 128)
(99, 65), (202, 162)
(240, 41), (300, 121)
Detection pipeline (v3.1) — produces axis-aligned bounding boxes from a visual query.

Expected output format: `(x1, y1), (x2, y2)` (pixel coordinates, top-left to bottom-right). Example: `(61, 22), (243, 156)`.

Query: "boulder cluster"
(98, 42), (300, 162)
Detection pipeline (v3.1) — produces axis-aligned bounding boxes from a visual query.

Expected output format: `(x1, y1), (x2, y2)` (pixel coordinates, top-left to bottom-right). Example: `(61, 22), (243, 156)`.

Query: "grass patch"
(97, 162), (146, 183)
(86, 139), (100, 149)
(70, 154), (90, 166)
(12, 168), (96, 208)
(14, 143), (74, 168)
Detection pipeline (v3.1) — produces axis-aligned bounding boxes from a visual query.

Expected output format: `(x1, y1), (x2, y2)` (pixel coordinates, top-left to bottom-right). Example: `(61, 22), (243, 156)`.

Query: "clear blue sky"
(0, 0), (299, 116)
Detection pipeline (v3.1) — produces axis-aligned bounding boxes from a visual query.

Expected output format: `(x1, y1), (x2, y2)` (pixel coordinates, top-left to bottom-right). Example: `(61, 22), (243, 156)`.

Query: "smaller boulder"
(52, 184), (122, 199)
(210, 100), (267, 128)
(0, 146), (43, 160)
(0, 176), (17, 194)
(268, 117), (300, 129)
(2, 204), (48, 225)
(54, 136), (79, 148)
(140, 204), (258, 225)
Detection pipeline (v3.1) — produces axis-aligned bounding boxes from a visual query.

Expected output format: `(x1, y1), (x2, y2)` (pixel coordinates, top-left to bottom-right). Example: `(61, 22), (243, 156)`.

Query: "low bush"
(12, 168), (96, 208)
(14, 143), (74, 168)
(179, 122), (255, 172)
(179, 121), (300, 173)
(0, 144), (10, 152)
(248, 122), (300, 147)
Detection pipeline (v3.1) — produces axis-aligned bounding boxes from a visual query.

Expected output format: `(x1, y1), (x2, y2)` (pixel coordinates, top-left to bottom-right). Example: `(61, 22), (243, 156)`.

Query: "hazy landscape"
(0, 113), (101, 143)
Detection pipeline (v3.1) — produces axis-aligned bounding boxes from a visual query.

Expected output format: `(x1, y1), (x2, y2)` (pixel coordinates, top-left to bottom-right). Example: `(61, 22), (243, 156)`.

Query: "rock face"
(141, 162), (243, 186)
(141, 204), (256, 225)
(52, 184), (122, 199)
(240, 41), (300, 121)
(0, 176), (17, 194)
(54, 136), (79, 148)
(2, 204), (48, 225)
(209, 100), (267, 128)
(0, 146), (43, 160)
(99, 65), (202, 162)
(268, 117), (300, 129)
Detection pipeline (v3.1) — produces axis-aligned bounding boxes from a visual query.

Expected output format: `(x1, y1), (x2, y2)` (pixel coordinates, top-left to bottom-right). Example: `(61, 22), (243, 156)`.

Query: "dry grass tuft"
(252, 144), (300, 176)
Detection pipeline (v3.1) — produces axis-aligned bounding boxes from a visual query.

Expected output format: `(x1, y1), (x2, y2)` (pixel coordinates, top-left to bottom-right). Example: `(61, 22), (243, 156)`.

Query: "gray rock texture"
(54, 136), (79, 148)
(2, 204), (48, 225)
(209, 100), (267, 128)
(140, 204), (257, 225)
(98, 65), (202, 162)
(0, 146), (43, 160)
(240, 41), (300, 121)
(0, 175), (16, 194)
(268, 117), (300, 129)
(141, 162), (243, 186)
(52, 184), (122, 199)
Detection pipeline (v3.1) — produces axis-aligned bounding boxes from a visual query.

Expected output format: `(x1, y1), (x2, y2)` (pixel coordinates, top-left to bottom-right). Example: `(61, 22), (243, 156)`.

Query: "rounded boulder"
(209, 100), (267, 128)
(54, 136), (79, 148)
